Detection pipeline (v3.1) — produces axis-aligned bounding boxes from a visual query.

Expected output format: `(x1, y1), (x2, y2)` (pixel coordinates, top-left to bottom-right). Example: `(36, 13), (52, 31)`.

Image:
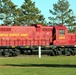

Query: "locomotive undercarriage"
(0, 46), (76, 57)
(0, 48), (20, 57)
(48, 47), (76, 56)
(26, 46), (76, 56)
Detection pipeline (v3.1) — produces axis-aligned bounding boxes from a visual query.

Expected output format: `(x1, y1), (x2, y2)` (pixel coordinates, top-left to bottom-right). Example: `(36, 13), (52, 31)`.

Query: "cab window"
(59, 30), (65, 35)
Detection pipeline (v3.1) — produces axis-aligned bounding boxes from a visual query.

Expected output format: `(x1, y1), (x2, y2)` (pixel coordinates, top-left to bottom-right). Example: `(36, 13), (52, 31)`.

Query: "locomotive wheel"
(56, 51), (62, 55)
(64, 48), (71, 56)
(9, 49), (14, 57)
(73, 48), (76, 55)
(24, 50), (27, 54)
(24, 49), (32, 55)
(50, 50), (55, 56)
(0, 49), (3, 56)
(3, 49), (10, 57)
(27, 49), (32, 55)
(4, 52), (9, 57)
(0, 52), (2, 56)
(69, 49), (75, 55)
(54, 48), (62, 56)
(14, 49), (20, 56)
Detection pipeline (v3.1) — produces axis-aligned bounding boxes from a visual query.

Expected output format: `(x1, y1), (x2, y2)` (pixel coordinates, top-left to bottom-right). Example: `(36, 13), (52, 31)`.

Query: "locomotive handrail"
(52, 33), (56, 40)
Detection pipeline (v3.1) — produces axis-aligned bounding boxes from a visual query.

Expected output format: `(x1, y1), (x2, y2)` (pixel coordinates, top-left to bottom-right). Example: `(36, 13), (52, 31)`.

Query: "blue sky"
(1, 0), (76, 23)
(12, 0), (76, 23)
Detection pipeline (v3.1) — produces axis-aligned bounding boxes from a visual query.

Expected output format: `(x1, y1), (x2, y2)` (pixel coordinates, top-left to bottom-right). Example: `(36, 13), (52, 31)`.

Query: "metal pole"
(38, 46), (41, 58)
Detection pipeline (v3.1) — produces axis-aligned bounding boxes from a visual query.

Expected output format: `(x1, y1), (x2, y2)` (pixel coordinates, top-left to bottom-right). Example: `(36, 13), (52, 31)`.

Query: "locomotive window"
(59, 30), (65, 35)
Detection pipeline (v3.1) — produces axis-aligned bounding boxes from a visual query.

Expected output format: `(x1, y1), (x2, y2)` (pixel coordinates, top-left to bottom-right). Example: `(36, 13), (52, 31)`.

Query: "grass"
(0, 55), (76, 75)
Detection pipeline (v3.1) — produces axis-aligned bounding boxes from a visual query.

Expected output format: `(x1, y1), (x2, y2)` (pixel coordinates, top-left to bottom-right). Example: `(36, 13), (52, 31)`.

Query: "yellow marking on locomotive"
(61, 46), (64, 47)
(9, 34), (19, 36)
(59, 36), (65, 39)
(0, 34), (8, 36)
(20, 34), (28, 36)
(26, 46), (29, 48)
(12, 46), (15, 48)
(46, 46), (50, 48)
(0, 34), (28, 37)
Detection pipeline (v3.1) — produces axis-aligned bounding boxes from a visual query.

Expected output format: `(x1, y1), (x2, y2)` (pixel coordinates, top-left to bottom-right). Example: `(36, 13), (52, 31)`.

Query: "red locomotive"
(0, 24), (76, 56)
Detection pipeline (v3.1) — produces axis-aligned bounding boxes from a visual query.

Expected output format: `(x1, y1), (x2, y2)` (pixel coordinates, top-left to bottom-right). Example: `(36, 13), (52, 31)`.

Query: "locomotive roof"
(54, 25), (67, 30)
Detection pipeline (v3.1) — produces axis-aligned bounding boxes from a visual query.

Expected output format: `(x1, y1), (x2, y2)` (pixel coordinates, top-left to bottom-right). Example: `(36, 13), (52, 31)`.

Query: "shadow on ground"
(3, 64), (76, 68)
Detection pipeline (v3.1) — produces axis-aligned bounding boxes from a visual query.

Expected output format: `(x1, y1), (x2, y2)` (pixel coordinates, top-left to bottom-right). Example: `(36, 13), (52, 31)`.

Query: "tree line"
(0, 0), (76, 32)
(48, 0), (76, 32)
(0, 0), (46, 25)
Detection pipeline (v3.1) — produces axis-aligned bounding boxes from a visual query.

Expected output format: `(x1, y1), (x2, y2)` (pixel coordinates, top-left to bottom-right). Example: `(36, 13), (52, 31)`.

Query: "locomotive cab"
(53, 25), (68, 45)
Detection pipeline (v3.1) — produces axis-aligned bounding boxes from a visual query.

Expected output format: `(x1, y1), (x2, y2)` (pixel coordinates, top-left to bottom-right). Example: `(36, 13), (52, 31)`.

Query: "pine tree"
(48, 0), (76, 26)
(20, 0), (46, 25)
(0, 0), (17, 25)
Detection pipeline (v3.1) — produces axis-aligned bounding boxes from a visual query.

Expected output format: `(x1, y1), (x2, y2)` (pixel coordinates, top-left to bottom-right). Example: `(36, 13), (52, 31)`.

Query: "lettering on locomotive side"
(59, 36), (65, 39)
(20, 34), (28, 36)
(0, 34), (8, 36)
(9, 34), (19, 36)
(0, 34), (28, 36)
